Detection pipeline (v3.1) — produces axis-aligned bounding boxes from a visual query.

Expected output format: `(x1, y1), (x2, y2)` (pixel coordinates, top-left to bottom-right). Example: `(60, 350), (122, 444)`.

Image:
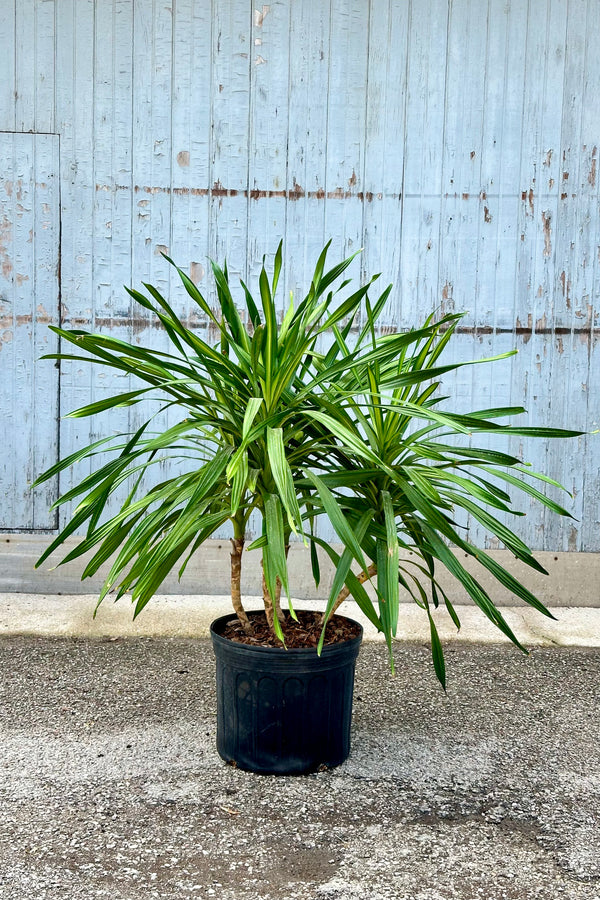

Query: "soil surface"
(222, 610), (361, 648)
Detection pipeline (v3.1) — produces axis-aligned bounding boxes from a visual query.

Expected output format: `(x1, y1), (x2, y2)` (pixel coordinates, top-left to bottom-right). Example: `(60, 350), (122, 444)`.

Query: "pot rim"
(210, 609), (363, 659)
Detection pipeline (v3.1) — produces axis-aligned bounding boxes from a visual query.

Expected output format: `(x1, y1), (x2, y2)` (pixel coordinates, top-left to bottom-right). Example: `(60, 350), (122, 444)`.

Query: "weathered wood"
(0, 0), (597, 551)
(0, 133), (60, 529)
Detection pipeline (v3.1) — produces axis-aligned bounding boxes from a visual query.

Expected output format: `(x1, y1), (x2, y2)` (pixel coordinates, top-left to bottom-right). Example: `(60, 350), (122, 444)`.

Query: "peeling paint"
(483, 205), (491, 223)
(255, 55), (266, 66)
(176, 150), (190, 167)
(189, 261), (205, 284)
(541, 211), (552, 257)
(568, 526), (578, 552)
(441, 283), (453, 311)
(520, 189), (533, 214)
(154, 244), (169, 256)
(589, 147), (597, 187)
(254, 5), (270, 27)
(543, 149), (553, 167)
(559, 271), (572, 309)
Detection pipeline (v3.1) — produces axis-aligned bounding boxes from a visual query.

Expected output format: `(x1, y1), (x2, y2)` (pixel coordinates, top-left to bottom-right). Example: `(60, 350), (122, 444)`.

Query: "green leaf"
(230, 449), (248, 516)
(428, 611), (446, 690)
(263, 494), (290, 608)
(242, 398), (264, 439)
(381, 490), (400, 634)
(266, 427), (303, 534)
(304, 471), (370, 574)
(312, 535), (381, 632)
(480, 467), (575, 518)
(65, 388), (153, 419)
(272, 240), (283, 297)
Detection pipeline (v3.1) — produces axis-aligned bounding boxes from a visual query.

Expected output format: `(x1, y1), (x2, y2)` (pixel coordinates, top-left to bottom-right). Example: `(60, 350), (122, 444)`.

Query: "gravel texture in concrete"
(0, 637), (599, 899)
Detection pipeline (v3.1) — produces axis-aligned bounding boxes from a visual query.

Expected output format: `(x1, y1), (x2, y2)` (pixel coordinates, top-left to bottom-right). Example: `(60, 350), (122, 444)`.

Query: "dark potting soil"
(222, 609), (361, 649)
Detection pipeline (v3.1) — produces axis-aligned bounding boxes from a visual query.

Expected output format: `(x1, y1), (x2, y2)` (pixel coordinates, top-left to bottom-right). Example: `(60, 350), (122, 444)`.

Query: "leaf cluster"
(34, 242), (582, 684)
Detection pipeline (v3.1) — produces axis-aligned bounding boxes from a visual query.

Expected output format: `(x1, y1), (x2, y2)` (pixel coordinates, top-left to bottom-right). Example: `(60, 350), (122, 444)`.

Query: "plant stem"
(323, 563), (378, 624)
(230, 537), (253, 635)
(261, 565), (276, 633)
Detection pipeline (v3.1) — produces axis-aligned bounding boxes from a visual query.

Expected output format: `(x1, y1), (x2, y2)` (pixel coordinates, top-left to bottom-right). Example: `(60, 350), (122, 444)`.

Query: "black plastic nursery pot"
(210, 612), (363, 775)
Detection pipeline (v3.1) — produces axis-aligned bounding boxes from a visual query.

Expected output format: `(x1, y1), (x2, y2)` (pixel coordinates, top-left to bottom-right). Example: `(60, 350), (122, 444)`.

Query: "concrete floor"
(0, 634), (599, 899)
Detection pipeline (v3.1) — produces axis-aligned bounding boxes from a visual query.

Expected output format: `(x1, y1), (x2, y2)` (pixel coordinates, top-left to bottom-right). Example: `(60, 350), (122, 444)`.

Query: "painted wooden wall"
(0, 0), (598, 551)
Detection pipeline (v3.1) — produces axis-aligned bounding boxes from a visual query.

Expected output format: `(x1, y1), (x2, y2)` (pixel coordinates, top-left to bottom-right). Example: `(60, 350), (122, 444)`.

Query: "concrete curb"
(1, 593), (599, 646)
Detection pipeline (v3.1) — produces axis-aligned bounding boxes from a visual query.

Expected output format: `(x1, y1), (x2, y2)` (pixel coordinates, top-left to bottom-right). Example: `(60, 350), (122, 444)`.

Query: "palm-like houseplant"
(35, 242), (580, 771)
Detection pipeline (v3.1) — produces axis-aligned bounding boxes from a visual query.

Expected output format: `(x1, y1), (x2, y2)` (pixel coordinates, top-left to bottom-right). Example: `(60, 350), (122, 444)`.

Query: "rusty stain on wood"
(0, 313), (54, 329)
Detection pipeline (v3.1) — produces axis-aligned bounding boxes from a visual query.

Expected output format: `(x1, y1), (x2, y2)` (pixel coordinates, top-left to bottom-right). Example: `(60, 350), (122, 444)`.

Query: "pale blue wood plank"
(0, 0), (16, 131)
(169, 0), (212, 318)
(54, 0), (97, 522)
(323, 0), (369, 269)
(397, 0), (449, 327)
(581, 335), (600, 551)
(14, 0), (36, 132)
(285, 0), (331, 302)
(361, 0), (409, 325)
(209, 0), (251, 287)
(13, 0), (56, 133)
(0, 133), (59, 529)
(511, 0), (566, 335)
(34, 0), (56, 133)
(130, 0), (173, 297)
(247, 0), (290, 299)
(553, 0), (600, 331)
(86, 0), (135, 523)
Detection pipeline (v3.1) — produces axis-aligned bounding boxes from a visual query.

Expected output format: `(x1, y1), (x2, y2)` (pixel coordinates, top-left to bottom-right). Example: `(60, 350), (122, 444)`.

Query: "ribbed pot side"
(210, 613), (363, 775)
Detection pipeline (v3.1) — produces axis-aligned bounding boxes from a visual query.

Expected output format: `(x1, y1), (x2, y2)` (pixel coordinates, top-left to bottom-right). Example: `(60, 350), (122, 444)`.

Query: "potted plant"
(34, 242), (581, 774)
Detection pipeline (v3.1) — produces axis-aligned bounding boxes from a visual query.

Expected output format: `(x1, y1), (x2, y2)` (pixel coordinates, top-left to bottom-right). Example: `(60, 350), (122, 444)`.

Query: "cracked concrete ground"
(0, 637), (598, 899)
